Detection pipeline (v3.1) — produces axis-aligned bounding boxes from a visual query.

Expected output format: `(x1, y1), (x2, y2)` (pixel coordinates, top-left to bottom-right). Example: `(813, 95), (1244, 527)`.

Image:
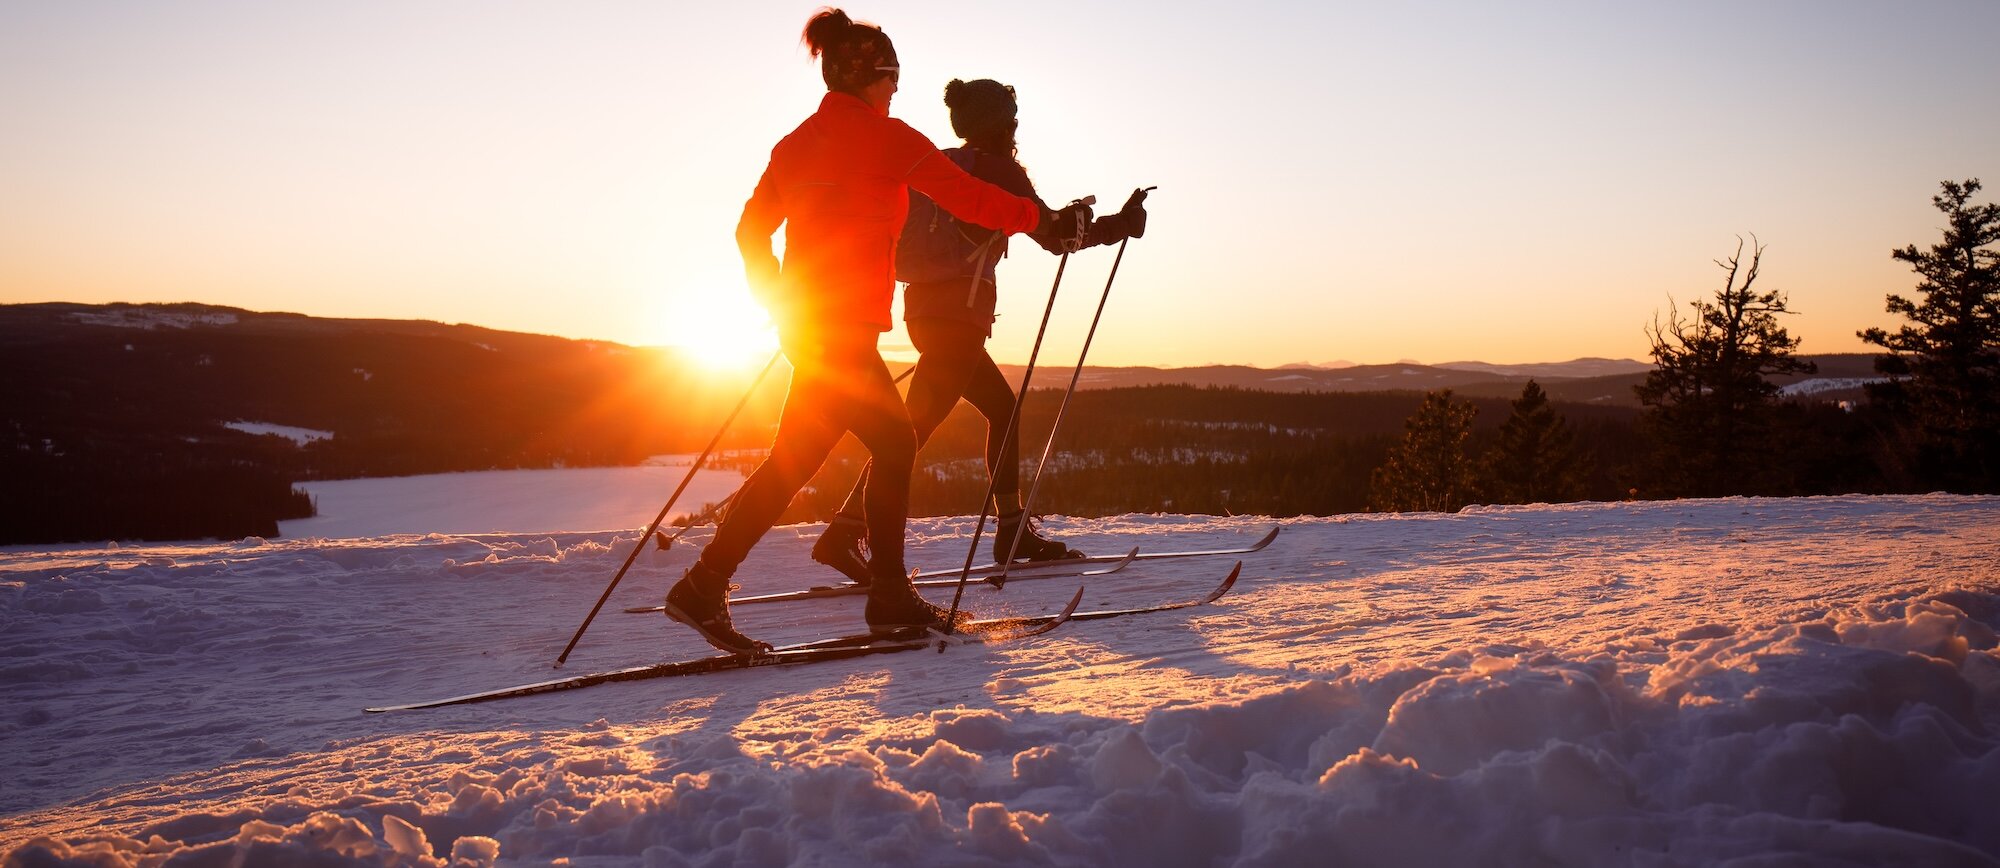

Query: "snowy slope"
(4, 495), (1999, 866)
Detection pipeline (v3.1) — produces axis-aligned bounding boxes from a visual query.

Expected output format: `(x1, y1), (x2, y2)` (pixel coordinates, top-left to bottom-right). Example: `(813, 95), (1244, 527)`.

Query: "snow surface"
(68, 309), (239, 330)
(4, 493), (2000, 866)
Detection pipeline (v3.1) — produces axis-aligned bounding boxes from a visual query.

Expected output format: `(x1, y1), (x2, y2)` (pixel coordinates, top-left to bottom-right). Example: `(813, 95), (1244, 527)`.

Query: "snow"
(225, 420), (335, 446)
(3, 491), (1999, 866)
(1779, 377), (1886, 396)
(69, 309), (240, 330)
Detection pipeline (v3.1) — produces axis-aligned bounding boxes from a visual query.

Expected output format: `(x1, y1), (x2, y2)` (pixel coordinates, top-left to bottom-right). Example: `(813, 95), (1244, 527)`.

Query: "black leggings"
(699, 328), (918, 577)
(836, 316), (1019, 521)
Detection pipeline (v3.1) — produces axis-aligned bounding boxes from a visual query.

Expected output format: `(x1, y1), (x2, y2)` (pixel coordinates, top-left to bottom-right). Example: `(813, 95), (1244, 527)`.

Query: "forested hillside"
(5, 302), (1878, 543)
(0, 303), (773, 543)
(768, 386), (1653, 522)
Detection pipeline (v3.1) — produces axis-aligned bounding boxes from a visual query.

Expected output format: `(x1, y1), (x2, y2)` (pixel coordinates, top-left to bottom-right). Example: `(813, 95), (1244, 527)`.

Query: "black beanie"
(945, 79), (1016, 140)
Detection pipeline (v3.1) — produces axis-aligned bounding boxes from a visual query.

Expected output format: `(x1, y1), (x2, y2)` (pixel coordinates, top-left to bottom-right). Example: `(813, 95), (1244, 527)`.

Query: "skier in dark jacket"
(663, 13), (1091, 654)
(812, 77), (1149, 584)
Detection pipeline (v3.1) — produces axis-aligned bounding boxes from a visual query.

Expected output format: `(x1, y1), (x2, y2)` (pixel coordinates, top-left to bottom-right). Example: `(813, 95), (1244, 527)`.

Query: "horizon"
(7, 297), (1714, 370)
(10, 296), (1898, 370)
(2, 2), (1995, 368)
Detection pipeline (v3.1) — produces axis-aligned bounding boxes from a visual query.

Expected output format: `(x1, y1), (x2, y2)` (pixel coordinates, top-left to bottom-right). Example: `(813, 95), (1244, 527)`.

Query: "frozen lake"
(277, 457), (748, 539)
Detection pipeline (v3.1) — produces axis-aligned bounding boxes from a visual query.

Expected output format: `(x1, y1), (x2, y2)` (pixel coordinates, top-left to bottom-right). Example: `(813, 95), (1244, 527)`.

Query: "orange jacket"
(736, 92), (1042, 332)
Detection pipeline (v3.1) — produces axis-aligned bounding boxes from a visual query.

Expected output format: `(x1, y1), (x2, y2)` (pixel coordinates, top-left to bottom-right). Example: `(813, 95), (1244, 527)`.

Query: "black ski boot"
(864, 569), (972, 637)
(810, 514), (872, 585)
(664, 560), (771, 654)
(993, 509), (1084, 564)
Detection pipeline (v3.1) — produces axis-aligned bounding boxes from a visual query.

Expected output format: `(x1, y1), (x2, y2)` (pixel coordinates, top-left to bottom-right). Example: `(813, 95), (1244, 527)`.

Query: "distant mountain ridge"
(5, 302), (1877, 409)
(991, 356), (1874, 406)
(998, 360), (1646, 399)
(1434, 358), (1654, 379)
(0, 300), (628, 356)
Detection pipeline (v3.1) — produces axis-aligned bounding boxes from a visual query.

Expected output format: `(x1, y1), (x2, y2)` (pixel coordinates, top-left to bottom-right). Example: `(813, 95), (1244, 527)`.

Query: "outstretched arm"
(983, 158), (1146, 255)
(895, 132), (1040, 235)
(966, 154), (1099, 256)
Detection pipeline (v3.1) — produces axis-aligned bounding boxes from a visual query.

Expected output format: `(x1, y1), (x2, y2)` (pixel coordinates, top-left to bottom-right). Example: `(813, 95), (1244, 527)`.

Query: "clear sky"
(2, 1), (1995, 367)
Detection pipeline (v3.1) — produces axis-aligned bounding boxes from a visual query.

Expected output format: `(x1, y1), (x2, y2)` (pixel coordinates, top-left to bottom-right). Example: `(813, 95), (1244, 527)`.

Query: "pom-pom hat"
(946, 79), (1017, 140)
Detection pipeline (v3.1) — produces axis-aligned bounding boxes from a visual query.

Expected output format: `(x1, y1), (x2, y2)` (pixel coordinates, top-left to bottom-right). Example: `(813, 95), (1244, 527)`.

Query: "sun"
(656, 289), (778, 372)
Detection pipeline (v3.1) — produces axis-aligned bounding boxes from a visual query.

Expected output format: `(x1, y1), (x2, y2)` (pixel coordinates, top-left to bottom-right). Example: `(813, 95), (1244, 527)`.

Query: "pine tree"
(1858, 179), (2000, 491)
(1369, 389), (1478, 513)
(1480, 380), (1588, 504)
(1635, 236), (1815, 497)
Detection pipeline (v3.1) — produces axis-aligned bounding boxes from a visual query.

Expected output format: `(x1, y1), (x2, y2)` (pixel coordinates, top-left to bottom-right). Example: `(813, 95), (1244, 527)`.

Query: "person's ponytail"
(800, 7), (853, 59)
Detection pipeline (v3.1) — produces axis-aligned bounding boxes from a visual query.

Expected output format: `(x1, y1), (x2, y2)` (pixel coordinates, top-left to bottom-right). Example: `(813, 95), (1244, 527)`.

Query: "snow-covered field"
(4, 493), (1999, 866)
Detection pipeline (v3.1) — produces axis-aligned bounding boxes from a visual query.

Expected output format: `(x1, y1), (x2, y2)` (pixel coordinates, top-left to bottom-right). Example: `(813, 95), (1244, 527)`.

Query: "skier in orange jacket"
(664, 8), (1092, 653)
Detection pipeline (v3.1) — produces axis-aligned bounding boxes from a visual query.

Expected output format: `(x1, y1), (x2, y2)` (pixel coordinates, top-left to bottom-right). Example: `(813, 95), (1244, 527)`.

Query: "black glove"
(1042, 197), (1095, 253)
(1117, 187), (1152, 239)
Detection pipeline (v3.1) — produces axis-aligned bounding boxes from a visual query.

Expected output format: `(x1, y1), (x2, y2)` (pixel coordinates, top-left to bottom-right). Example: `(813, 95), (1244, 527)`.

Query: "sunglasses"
(875, 65), (899, 83)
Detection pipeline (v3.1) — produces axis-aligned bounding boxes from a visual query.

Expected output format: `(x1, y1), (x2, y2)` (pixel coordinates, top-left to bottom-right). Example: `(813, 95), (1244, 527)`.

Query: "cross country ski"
(618, 525), (1276, 615)
(368, 563), (1239, 712)
(915, 524), (1281, 580)
(620, 545), (1141, 613)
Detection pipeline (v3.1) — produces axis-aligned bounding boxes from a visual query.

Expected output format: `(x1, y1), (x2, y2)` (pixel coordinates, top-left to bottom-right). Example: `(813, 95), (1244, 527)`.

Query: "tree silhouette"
(1635, 236), (1815, 497)
(1859, 179), (2000, 491)
(1480, 380), (1589, 504)
(1368, 389), (1479, 513)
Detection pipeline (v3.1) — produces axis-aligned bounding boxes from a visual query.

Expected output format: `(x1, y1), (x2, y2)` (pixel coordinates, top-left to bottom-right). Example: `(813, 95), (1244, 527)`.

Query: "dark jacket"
(902, 146), (1136, 333)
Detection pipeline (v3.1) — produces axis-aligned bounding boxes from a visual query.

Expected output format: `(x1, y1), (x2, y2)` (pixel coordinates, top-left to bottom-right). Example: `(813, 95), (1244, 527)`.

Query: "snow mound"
(9, 589), (1998, 865)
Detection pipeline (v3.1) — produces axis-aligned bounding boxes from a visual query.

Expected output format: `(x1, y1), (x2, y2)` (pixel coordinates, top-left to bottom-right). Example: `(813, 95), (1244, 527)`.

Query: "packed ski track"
(4, 495), (1999, 866)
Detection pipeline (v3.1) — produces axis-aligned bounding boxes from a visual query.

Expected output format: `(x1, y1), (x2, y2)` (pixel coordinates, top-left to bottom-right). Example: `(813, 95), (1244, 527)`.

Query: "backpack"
(896, 148), (1004, 285)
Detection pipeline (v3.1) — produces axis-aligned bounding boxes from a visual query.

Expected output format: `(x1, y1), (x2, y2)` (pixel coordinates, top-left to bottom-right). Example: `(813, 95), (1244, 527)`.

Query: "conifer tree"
(1635, 236), (1814, 497)
(1369, 389), (1478, 512)
(1859, 179), (2000, 491)
(1480, 380), (1588, 504)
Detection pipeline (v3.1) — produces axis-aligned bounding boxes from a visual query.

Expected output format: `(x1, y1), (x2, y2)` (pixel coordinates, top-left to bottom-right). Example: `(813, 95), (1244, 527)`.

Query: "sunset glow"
(654, 288), (778, 372)
(0, 2), (1995, 367)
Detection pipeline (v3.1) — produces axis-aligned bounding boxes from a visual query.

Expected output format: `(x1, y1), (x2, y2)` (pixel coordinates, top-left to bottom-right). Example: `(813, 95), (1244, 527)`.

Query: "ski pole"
(649, 365), (916, 553)
(1003, 223), (1143, 582)
(940, 248), (1076, 636)
(553, 349), (783, 668)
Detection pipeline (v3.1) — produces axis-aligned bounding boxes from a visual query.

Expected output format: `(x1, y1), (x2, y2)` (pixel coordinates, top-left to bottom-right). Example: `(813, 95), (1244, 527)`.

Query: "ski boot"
(993, 501), (1084, 564)
(810, 514), (872, 586)
(864, 568), (972, 637)
(663, 560), (771, 655)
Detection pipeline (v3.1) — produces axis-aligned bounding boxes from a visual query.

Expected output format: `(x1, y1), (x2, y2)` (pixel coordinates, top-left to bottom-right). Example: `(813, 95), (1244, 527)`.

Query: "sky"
(2, 1), (1996, 368)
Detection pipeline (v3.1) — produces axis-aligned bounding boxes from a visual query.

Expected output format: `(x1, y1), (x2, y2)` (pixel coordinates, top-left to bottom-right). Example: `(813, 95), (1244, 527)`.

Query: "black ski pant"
(835, 316), (1019, 522)
(697, 326), (917, 579)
